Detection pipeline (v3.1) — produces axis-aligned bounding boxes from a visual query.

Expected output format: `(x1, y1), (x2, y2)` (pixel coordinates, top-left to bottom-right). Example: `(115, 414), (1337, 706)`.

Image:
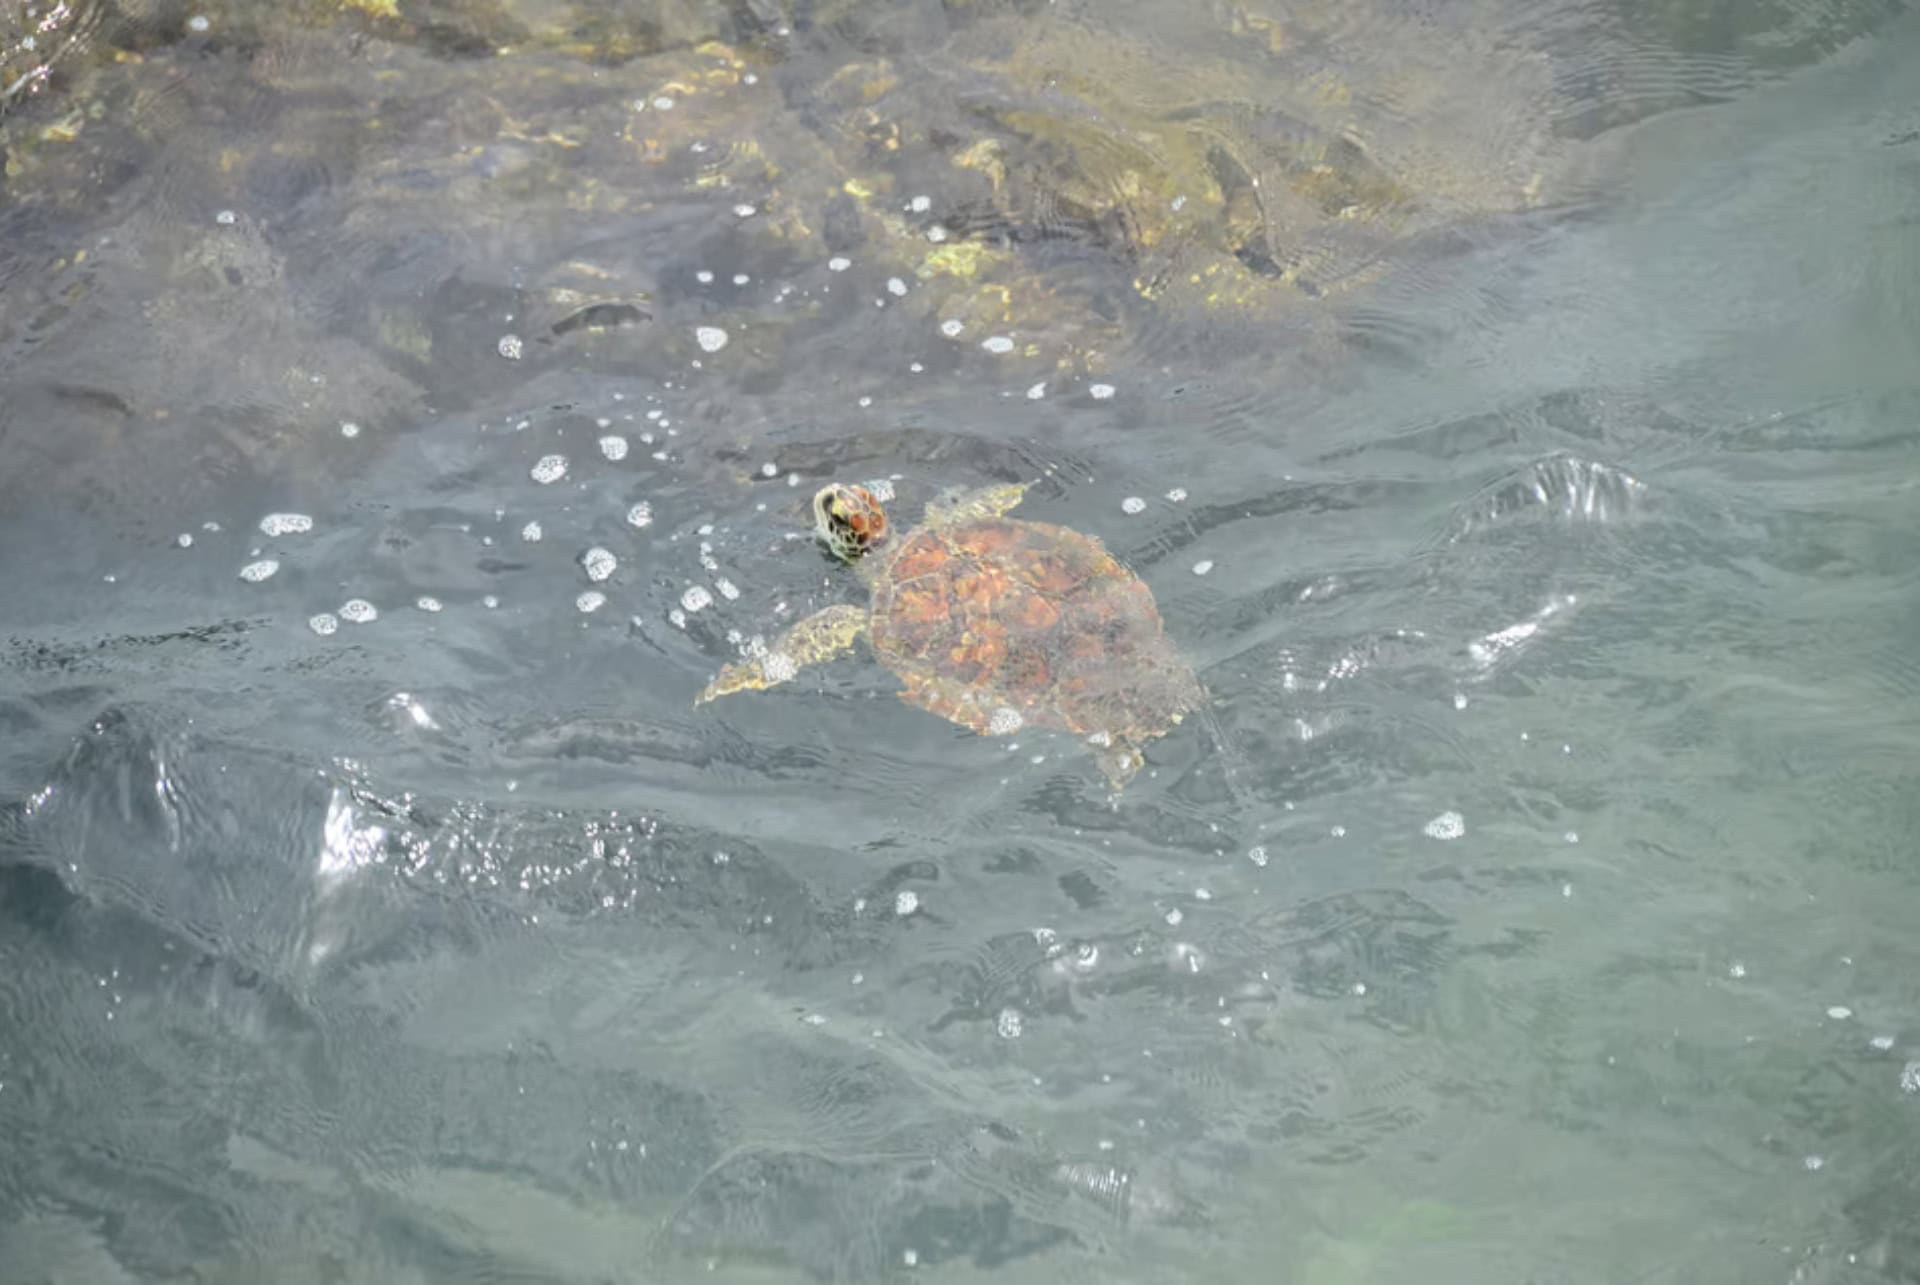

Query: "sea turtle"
(696, 481), (1206, 791)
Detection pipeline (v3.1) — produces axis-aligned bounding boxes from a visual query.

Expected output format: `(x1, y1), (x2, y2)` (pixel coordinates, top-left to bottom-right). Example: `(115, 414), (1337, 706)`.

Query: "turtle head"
(813, 483), (890, 562)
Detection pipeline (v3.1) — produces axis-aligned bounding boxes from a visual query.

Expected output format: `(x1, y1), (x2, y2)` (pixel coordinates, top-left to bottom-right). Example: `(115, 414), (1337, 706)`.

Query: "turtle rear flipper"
(1098, 741), (1145, 792)
(896, 671), (1039, 737)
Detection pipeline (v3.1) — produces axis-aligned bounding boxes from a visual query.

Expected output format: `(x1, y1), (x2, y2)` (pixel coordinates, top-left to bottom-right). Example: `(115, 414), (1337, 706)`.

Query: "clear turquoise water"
(3, 2), (1918, 1281)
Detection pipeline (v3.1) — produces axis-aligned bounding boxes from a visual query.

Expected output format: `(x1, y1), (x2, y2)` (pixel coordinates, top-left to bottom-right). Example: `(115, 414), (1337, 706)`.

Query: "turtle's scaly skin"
(696, 482), (1203, 791)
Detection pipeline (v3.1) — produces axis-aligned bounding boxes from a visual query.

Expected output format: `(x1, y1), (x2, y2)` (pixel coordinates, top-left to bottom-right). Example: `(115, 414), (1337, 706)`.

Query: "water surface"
(3, 0), (1919, 1281)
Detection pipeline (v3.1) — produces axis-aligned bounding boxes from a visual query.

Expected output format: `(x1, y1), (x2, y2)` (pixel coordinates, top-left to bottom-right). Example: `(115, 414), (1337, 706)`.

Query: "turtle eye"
(823, 503), (862, 551)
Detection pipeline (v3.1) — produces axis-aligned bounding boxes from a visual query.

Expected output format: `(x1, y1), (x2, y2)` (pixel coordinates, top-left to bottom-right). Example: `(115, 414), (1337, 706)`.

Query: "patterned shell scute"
(867, 518), (1199, 738)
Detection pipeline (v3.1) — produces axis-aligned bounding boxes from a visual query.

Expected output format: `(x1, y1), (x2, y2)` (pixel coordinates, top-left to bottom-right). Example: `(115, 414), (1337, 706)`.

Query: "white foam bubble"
(258, 513), (313, 537)
(940, 319), (964, 338)
(1026, 382), (1046, 400)
(894, 890), (919, 916)
(581, 547), (618, 582)
(530, 454), (568, 484)
(886, 277), (907, 297)
(497, 334), (524, 360)
(521, 521), (543, 542)
(1423, 810), (1466, 840)
(416, 596), (443, 612)
(1089, 383), (1116, 400)
(627, 502), (653, 529)
(1121, 496), (1146, 515)
(981, 335), (1014, 354)
(681, 585), (713, 612)
(1247, 845), (1269, 868)
(237, 559), (279, 582)
(988, 707), (1024, 735)
(1192, 560), (1214, 576)
(339, 599), (378, 624)
(599, 435), (628, 461)
(828, 256), (851, 272)
(308, 613), (338, 636)
(695, 326), (729, 353)
(996, 1007), (1024, 1039)
(577, 591), (607, 613)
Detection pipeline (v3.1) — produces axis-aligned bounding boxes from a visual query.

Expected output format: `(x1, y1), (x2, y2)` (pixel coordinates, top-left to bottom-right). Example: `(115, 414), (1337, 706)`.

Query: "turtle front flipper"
(694, 602), (868, 705)
(921, 481), (1033, 529)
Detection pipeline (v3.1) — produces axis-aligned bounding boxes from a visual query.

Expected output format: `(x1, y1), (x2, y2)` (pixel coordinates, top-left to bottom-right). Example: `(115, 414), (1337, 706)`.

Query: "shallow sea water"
(3, 0), (1920, 1281)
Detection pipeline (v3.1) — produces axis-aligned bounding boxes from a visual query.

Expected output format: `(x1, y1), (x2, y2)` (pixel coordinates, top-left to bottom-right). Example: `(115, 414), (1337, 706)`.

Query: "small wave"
(1447, 454), (1647, 542)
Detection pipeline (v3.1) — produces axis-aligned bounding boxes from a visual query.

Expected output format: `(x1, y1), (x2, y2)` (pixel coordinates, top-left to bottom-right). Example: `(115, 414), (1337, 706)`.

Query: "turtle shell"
(867, 516), (1203, 743)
